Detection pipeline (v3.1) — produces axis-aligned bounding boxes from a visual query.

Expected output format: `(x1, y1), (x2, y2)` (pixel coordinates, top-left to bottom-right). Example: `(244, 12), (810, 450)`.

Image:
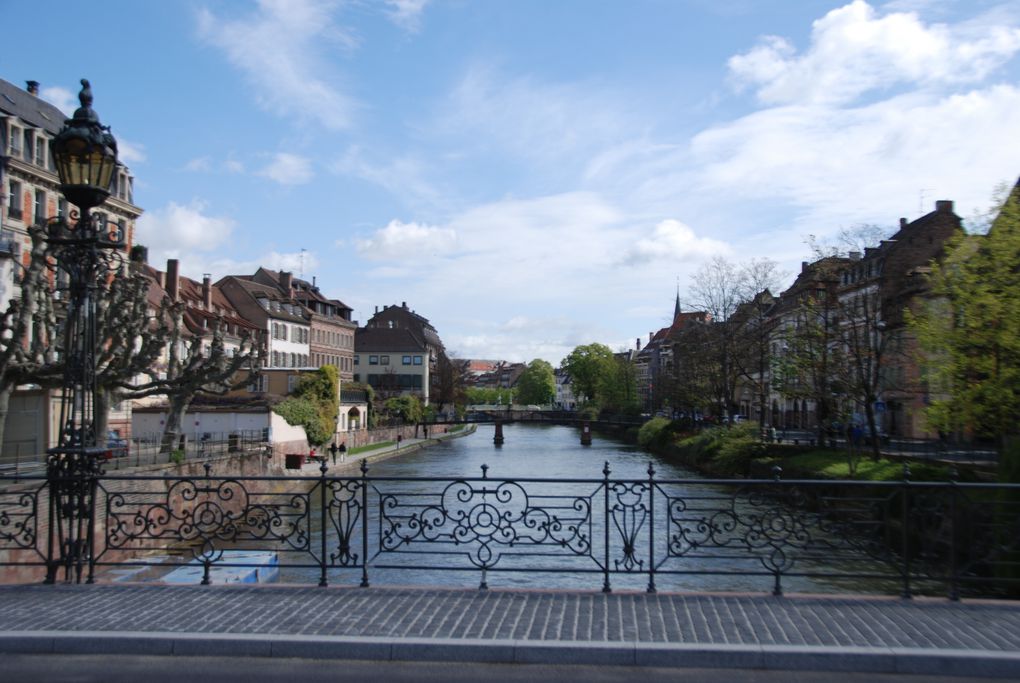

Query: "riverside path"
(1, 583), (1019, 679)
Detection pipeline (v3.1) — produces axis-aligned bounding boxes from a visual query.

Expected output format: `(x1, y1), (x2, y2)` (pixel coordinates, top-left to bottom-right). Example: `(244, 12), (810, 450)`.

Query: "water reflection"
(281, 424), (892, 594)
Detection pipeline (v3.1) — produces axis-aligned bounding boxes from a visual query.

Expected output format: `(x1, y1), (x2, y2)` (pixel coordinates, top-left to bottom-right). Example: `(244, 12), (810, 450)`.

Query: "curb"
(2, 632), (1019, 678)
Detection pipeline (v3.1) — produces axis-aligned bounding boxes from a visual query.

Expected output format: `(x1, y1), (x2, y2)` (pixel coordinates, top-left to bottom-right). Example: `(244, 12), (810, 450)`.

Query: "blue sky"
(4, 0), (1019, 363)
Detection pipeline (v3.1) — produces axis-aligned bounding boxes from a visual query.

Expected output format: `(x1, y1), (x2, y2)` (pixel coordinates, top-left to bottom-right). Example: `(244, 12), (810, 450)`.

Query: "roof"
(0, 79), (65, 134)
(217, 276), (311, 324)
(355, 327), (427, 353)
(140, 264), (259, 338)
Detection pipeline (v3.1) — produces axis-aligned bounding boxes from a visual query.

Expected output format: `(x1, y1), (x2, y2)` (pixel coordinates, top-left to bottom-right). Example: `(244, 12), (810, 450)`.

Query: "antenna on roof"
(919, 189), (933, 215)
(299, 248), (306, 279)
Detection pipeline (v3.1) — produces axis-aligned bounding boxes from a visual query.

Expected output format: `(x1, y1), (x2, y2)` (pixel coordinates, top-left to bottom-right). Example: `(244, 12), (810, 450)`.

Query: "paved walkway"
(1, 584), (1019, 678)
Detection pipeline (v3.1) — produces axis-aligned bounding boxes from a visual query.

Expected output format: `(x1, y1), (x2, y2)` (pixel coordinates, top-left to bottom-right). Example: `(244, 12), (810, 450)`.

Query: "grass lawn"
(765, 449), (953, 481)
(349, 441), (395, 455)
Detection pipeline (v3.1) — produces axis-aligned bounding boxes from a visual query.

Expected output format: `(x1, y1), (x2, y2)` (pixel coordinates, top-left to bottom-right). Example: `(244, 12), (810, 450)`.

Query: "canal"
(281, 424), (890, 594)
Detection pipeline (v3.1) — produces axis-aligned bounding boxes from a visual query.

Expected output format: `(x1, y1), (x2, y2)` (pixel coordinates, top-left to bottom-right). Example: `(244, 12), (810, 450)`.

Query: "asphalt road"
(1, 655), (1004, 683)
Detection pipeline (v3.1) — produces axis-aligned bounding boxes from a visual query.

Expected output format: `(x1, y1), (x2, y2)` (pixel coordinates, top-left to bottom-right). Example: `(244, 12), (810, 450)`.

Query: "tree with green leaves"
(272, 365), (340, 447)
(515, 359), (556, 405)
(910, 184), (1020, 449)
(598, 354), (640, 414)
(384, 394), (424, 424)
(560, 343), (615, 405)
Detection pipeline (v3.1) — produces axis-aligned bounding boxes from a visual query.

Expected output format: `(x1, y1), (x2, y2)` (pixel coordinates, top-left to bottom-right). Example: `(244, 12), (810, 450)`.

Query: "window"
(8, 124), (21, 158)
(23, 130), (32, 163)
(288, 375), (300, 393)
(413, 356), (423, 365)
(369, 355), (378, 365)
(272, 351), (281, 366)
(8, 181), (22, 220)
(380, 355), (389, 365)
(354, 356), (359, 366)
(35, 136), (45, 166)
(402, 355), (412, 365)
(248, 375), (269, 393)
(57, 198), (67, 220)
(34, 190), (45, 225)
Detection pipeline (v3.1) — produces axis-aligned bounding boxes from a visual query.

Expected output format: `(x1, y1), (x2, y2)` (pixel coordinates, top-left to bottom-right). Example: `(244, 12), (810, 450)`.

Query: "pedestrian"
(339, 442), (346, 462)
(329, 442), (339, 465)
(770, 426), (777, 443)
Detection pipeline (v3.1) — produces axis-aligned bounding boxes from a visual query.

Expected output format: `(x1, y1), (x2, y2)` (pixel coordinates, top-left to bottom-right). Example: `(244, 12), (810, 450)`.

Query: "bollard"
(580, 421), (592, 446)
(493, 420), (504, 446)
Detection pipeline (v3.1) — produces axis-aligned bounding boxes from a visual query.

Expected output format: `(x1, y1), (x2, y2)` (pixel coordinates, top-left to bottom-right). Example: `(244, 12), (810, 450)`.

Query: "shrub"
(637, 417), (672, 449)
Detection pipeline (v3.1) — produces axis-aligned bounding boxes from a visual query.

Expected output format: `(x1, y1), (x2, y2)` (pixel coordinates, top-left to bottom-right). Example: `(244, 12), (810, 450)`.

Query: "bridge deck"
(0, 584), (1018, 677)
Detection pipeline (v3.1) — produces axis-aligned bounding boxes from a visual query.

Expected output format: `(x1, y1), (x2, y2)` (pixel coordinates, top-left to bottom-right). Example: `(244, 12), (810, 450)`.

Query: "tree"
(515, 359), (556, 405)
(733, 258), (785, 429)
(598, 354), (640, 414)
(433, 350), (466, 412)
(384, 394), (424, 424)
(560, 343), (615, 405)
(0, 228), (172, 449)
(273, 365), (340, 447)
(911, 184), (1020, 448)
(688, 257), (746, 421)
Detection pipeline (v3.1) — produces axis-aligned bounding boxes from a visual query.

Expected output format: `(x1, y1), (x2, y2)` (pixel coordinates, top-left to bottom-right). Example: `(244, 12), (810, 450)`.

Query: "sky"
(3, 0), (1019, 364)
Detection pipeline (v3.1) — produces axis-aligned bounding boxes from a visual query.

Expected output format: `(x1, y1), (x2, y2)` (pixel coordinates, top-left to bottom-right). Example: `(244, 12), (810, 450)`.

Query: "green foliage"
(560, 343), (615, 404)
(910, 187), (1020, 446)
(713, 424), (766, 476)
(170, 449), (185, 465)
(637, 417), (671, 448)
(384, 394), (424, 423)
(465, 387), (514, 405)
(272, 366), (340, 447)
(598, 355), (640, 414)
(515, 359), (556, 405)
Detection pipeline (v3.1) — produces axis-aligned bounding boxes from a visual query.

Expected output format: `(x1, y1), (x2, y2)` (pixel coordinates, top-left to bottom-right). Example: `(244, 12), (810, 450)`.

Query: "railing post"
(603, 461), (611, 593)
(772, 466), (783, 596)
(360, 458), (370, 588)
(647, 461), (656, 594)
(901, 463), (912, 599)
(949, 467), (959, 601)
(319, 458), (328, 587)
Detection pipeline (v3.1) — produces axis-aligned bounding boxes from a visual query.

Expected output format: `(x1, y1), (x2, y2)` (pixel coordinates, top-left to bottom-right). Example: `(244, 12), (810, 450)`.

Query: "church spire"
(673, 278), (682, 321)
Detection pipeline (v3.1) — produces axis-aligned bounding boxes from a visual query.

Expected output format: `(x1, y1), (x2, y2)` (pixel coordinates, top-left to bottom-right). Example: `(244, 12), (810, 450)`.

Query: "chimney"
(402, 301), (408, 309)
(636, 338), (641, 351)
(648, 332), (653, 344)
(900, 218), (907, 229)
(375, 305), (379, 314)
(202, 274), (212, 309)
(801, 261), (808, 273)
(936, 200), (953, 213)
(25, 81), (39, 96)
(280, 271), (293, 296)
(166, 259), (180, 301)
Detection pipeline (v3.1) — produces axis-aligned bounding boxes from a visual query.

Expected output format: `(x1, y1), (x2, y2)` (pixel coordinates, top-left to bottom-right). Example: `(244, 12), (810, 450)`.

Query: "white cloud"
(184, 156), (213, 172)
(355, 220), (456, 261)
(385, 0), (429, 31)
(196, 0), (358, 130)
(621, 219), (730, 265)
(332, 146), (444, 209)
(116, 138), (147, 165)
(258, 152), (314, 185)
(438, 66), (632, 163)
(136, 201), (235, 265)
(728, 0), (1020, 105)
(40, 86), (75, 115)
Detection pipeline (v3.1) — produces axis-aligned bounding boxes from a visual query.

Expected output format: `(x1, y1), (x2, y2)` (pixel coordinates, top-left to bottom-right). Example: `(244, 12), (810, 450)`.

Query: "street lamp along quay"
(45, 79), (124, 584)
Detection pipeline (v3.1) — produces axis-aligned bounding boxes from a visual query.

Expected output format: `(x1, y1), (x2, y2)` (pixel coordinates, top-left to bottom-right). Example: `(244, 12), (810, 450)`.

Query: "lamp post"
(45, 79), (123, 584)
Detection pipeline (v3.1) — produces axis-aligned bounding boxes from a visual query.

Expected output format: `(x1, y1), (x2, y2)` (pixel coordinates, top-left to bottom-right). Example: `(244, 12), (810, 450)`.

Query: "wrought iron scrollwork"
(608, 482), (649, 571)
(103, 477), (310, 566)
(326, 479), (363, 566)
(378, 477), (592, 569)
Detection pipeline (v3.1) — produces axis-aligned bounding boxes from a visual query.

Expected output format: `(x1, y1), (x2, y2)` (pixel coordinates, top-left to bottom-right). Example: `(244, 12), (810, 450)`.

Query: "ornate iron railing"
(2, 462), (1019, 597)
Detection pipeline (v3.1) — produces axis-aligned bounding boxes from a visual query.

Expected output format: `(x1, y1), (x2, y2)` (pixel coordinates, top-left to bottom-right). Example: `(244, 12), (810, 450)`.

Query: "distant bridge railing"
(3, 461), (1018, 598)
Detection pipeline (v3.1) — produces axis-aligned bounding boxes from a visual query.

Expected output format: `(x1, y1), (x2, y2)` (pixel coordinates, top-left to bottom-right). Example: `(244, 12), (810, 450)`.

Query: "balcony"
(340, 389), (368, 404)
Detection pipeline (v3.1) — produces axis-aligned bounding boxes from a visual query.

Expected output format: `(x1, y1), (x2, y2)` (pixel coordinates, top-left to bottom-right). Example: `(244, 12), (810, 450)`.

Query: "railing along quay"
(0, 430), (270, 477)
(2, 461), (1018, 598)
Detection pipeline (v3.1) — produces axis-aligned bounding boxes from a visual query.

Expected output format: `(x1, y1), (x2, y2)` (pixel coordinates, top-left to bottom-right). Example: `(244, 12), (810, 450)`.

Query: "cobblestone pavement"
(1, 585), (1019, 677)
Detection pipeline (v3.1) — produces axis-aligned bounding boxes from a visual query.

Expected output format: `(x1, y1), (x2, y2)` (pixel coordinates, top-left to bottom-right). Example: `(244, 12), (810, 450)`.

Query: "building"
(0, 78), (142, 308)
(246, 268), (357, 382)
(354, 302), (445, 404)
(217, 275), (312, 377)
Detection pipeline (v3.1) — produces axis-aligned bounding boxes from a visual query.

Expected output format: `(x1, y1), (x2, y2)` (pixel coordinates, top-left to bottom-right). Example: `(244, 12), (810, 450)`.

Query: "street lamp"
(45, 79), (124, 584)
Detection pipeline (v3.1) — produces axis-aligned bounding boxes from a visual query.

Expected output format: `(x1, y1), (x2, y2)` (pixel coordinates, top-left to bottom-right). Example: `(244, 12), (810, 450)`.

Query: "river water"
(280, 424), (890, 594)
